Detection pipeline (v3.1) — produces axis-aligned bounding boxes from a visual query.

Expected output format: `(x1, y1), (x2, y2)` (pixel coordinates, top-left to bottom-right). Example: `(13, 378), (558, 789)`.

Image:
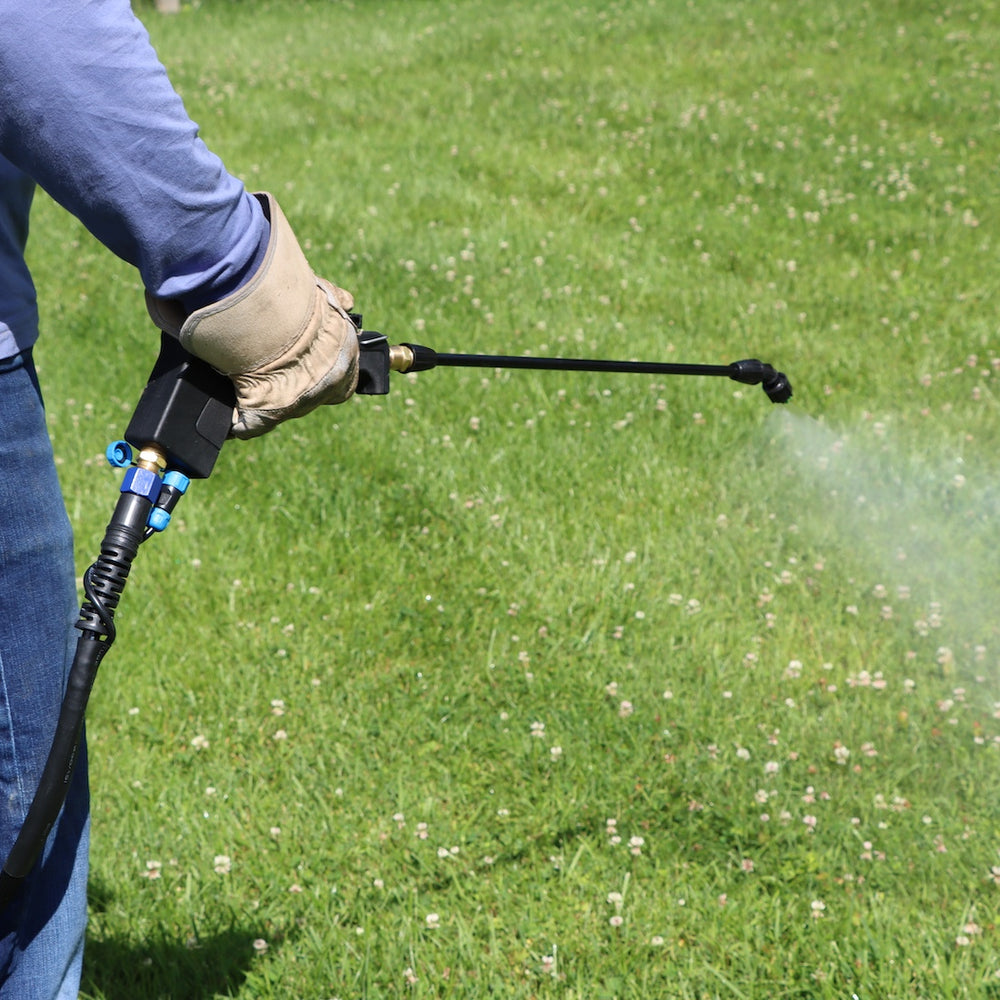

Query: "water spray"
(0, 319), (792, 902)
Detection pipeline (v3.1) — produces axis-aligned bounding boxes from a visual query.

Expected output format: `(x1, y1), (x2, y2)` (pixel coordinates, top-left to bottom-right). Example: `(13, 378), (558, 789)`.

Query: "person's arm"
(0, 0), (266, 307)
(0, 0), (358, 436)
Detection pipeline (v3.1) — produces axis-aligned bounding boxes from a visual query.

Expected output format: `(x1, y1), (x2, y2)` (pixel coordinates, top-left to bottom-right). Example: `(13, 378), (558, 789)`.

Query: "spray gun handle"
(127, 322), (405, 475)
(125, 333), (236, 479)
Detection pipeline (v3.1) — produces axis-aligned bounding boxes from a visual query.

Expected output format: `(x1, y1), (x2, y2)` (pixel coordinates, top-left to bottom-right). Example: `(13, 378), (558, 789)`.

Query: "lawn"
(24, 0), (1000, 996)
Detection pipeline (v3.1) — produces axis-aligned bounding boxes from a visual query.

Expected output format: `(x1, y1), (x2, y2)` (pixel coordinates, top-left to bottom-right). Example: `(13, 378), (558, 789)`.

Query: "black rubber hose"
(0, 491), (149, 904)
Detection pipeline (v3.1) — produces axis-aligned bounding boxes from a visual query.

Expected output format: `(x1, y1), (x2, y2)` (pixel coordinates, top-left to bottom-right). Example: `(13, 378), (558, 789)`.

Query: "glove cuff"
(145, 192), (326, 375)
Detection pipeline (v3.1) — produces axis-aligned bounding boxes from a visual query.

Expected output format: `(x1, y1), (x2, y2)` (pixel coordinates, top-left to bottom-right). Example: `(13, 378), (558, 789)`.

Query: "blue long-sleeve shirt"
(0, 0), (269, 359)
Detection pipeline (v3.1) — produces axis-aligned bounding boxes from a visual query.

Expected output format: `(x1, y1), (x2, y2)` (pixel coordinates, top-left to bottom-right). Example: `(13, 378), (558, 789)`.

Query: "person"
(0, 2), (360, 994)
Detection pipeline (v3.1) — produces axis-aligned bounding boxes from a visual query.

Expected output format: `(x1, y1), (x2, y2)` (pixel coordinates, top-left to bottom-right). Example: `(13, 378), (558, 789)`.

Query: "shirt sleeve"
(0, 0), (268, 307)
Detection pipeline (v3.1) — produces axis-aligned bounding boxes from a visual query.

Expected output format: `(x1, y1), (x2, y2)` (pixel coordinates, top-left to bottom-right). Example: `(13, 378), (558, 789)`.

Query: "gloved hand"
(146, 192), (359, 439)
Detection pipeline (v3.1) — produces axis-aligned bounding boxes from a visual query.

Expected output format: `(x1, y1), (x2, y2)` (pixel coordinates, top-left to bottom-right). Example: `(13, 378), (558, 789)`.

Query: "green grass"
(23, 0), (1000, 996)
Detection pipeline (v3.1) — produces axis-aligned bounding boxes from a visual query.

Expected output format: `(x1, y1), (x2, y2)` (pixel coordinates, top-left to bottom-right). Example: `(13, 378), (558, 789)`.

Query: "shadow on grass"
(80, 879), (260, 1000)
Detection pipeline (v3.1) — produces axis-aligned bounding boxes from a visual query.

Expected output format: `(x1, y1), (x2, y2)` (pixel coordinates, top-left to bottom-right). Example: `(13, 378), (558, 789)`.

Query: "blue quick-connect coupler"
(147, 507), (172, 532)
(163, 470), (190, 495)
(146, 470), (192, 532)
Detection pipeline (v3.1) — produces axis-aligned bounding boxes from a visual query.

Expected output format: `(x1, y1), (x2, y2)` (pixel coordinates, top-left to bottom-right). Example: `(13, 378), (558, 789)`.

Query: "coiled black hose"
(0, 491), (150, 904)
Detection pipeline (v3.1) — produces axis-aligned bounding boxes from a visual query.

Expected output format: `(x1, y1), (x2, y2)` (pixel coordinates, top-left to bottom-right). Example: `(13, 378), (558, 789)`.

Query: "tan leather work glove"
(146, 192), (359, 439)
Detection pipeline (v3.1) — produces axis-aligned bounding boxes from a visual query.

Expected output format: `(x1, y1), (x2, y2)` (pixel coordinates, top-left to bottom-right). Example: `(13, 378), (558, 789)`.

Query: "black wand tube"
(0, 492), (149, 904)
(393, 343), (792, 403)
(403, 343), (731, 378)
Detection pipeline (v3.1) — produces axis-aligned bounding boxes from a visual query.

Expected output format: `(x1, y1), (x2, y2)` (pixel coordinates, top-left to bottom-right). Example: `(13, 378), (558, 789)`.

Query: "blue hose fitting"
(146, 470), (191, 532)
(163, 470), (190, 494)
(121, 465), (162, 504)
(147, 507), (172, 532)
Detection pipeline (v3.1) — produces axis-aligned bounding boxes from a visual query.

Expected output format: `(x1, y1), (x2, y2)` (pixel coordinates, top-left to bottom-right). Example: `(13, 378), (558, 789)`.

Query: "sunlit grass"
(23, 0), (1000, 996)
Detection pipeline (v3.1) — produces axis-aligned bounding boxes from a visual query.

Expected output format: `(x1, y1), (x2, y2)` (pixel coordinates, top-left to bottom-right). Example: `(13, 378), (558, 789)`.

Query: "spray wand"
(0, 321), (791, 903)
(353, 327), (792, 403)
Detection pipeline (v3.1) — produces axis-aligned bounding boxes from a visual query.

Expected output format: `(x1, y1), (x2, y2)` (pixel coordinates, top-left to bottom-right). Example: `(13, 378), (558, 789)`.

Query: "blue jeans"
(0, 350), (88, 997)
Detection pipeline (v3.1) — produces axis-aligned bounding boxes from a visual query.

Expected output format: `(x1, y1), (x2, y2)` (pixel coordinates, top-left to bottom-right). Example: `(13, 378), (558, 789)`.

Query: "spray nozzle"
(727, 359), (793, 404)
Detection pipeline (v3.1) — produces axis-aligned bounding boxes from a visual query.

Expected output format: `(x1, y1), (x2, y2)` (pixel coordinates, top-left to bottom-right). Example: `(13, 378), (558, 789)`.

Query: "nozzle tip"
(763, 372), (793, 404)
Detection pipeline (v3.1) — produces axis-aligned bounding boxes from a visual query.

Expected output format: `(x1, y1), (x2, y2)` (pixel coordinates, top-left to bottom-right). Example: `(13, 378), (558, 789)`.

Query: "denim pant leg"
(0, 350), (89, 998)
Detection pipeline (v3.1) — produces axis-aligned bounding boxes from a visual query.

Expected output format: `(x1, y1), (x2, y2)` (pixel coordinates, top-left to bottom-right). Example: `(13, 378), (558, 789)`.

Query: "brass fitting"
(136, 446), (168, 473)
(389, 344), (415, 373)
